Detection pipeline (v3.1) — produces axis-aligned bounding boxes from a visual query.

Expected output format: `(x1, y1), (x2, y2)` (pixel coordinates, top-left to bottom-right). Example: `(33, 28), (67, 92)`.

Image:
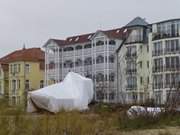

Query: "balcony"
(164, 65), (180, 72)
(153, 84), (163, 89)
(152, 66), (164, 73)
(125, 53), (137, 59)
(126, 69), (137, 75)
(152, 50), (163, 57)
(165, 83), (180, 89)
(126, 85), (137, 91)
(75, 50), (82, 56)
(152, 33), (179, 41)
(164, 49), (180, 55)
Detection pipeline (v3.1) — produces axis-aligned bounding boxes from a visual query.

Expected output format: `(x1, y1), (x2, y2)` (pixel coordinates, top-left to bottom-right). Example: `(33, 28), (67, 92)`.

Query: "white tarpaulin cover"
(27, 72), (94, 113)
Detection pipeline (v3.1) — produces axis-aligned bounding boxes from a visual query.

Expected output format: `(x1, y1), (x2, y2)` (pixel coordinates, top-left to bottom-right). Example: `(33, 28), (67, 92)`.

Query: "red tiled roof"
(50, 27), (128, 46)
(0, 48), (45, 63)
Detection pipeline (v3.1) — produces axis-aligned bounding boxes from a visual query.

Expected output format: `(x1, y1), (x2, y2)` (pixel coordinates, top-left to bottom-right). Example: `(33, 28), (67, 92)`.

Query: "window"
(165, 39), (179, 54)
(25, 64), (30, 73)
(64, 47), (74, 52)
(153, 41), (163, 56)
(25, 80), (30, 90)
(84, 44), (91, 49)
(147, 61), (149, 68)
(75, 59), (82, 67)
(10, 64), (13, 73)
(127, 77), (137, 90)
(140, 45), (143, 52)
(109, 55), (114, 63)
(18, 64), (21, 72)
(12, 80), (16, 94)
(147, 77), (149, 84)
(14, 64), (17, 73)
(64, 60), (73, 68)
(153, 75), (163, 89)
(126, 61), (136, 74)
(139, 61), (142, 68)
(157, 21), (179, 38)
(126, 46), (137, 57)
(84, 57), (92, 66)
(153, 58), (163, 72)
(18, 80), (20, 89)
(49, 61), (55, 69)
(96, 40), (104, 46)
(165, 73), (180, 88)
(40, 80), (44, 88)
(109, 73), (115, 82)
(96, 55), (104, 64)
(96, 73), (104, 82)
(109, 40), (116, 45)
(140, 77), (143, 84)
(147, 45), (149, 52)
(126, 28), (143, 43)
(75, 45), (82, 50)
(165, 56), (179, 71)
(0, 81), (2, 94)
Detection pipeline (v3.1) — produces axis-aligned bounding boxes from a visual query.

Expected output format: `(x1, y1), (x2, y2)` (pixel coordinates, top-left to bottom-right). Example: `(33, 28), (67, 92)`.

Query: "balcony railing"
(152, 50), (163, 56)
(152, 33), (180, 41)
(126, 85), (137, 91)
(164, 49), (180, 55)
(165, 83), (180, 89)
(153, 84), (164, 89)
(164, 65), (180, 72)
(125, 54), (137, 59)
(152, 66), (164, 73)
(126, 69), (137, 75)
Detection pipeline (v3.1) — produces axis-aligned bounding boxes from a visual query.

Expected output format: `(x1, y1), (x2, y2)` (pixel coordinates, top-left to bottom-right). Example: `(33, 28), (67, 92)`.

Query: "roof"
(116, 30), (132, 53)
(125, 17), (149, 27)
(45, 27), (129, 47)
(0, 48), (45, 63)
(151, 18), (180, 25)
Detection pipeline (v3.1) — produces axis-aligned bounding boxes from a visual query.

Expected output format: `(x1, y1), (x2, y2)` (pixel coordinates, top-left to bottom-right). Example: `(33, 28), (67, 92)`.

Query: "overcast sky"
(0, 0), (179, 57)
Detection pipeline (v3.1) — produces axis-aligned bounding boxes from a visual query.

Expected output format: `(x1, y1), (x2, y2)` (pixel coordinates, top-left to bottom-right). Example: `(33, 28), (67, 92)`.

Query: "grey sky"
(0, 0), (179, 57)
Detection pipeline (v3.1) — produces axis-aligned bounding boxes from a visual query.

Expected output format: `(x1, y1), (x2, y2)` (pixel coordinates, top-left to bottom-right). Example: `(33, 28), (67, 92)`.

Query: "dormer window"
(88, 35), (92, 39)
(123, 29), (127, 33)
(116, 30), (120, 33)
(75, 37), (79, 42)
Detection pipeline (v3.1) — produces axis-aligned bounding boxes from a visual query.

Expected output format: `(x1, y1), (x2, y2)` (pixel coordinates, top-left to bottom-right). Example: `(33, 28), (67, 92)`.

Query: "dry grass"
(0, 100), (180, 135)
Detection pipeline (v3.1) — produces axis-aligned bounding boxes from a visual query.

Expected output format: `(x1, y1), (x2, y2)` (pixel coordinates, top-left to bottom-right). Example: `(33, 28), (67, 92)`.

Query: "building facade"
(0, 48), (45, 105)
(117, 17), (180, 104)
(0, 63), (9, 98)
(44, 29), (128, 103)
(45, 17), (180, 104)
(149, 19), (180, 104)
(117, 17), (151, 103)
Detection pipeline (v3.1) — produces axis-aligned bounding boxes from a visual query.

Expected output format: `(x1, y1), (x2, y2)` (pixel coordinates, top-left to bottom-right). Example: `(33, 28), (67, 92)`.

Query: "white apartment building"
(149, 19), (180, 104)
(117, 17), (180, 104)
(43, 29), (127, 103)
(44, 17), (180, 104)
